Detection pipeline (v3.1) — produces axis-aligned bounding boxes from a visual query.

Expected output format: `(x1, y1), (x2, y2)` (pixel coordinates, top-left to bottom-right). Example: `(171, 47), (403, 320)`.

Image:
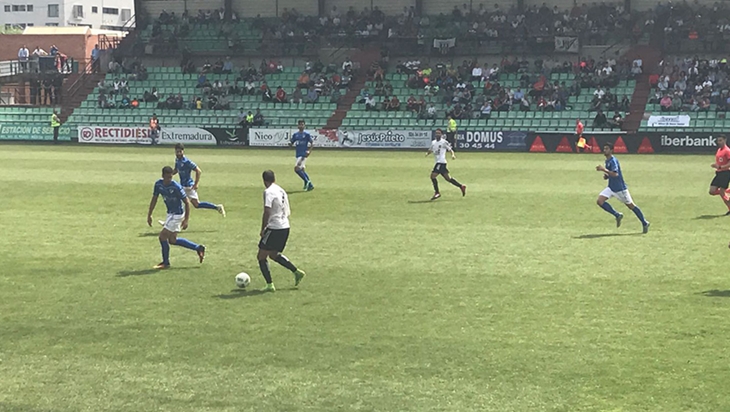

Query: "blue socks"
(196, 201), (217, 210)
(295, 169), (308, 182)
(600, 201), (620, 217)
(632, 206), (648, 225)
(160, 240), (170, 265)
(174, 238), (199, 251)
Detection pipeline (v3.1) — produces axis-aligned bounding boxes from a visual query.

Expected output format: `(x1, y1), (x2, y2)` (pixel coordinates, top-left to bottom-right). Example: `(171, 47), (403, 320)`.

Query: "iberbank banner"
(525, 132), (721, 154)
(248, 128), (432, 149)
(77, 126), (246, 146)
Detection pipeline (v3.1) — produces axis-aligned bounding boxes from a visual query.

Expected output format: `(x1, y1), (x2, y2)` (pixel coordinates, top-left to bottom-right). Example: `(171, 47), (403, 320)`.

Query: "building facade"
(1, 0), (134, 30)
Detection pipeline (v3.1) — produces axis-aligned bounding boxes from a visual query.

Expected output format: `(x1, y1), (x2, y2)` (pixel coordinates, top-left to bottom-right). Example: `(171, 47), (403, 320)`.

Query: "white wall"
(0, 0), (65, 27)
(0, 0), (134, 28)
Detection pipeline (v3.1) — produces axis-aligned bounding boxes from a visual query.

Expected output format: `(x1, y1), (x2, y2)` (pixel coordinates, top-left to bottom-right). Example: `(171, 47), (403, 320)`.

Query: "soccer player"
(147, 166), (206, 269)
(173, 143), (226, 216)
(595, 142), (650, 233)
(708, 135), (730, 215)
(290, 119), (314, 191)
(427, 128), (466, 200)
(257, 170), (307, 292)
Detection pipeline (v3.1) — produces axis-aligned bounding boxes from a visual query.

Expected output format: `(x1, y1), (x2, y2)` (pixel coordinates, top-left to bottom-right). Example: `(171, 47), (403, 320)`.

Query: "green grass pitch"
(1, 144), (729, 412)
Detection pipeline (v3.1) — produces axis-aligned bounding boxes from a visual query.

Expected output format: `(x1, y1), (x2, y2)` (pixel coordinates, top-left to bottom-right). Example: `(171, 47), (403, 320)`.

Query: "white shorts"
(163, 213), (184, 232)
(599, 187), (633, 205)
(183, 187), (199, 200)
(295, 157), (307, 169)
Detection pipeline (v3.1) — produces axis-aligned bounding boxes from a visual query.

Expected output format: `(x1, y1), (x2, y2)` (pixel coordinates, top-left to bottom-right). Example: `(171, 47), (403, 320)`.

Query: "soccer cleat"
(196, 245), (206, 263)
(643, 222), (650, 234)
(431, 193), (441, 200)
(216, 204), (226, 217)
(294, 269), (306, 286)
(158, 220), (165, 227)
(153, 262), (170, 270)
(306, 181), (314, 191)
(460, 185), (467, 197)
(261, 283), (276, 292)
(725, 211), (730, 216)
(616, 213), (624, 228)
(303, 180), (309, 190)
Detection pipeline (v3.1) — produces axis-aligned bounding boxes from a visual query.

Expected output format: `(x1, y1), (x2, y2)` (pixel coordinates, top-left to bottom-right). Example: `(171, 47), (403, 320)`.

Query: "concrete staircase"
(59, 72), (104, 123)
(622, 12), (668, 132)
(325, 47), (381, 130)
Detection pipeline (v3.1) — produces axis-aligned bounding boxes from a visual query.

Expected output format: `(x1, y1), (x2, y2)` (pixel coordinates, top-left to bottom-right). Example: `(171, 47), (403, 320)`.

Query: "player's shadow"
(694, 214), (726, 220)
(701, 289), (730, 297)
(214, 288), (296, 299)
(138, 230), (218, 237)
(116, 267), (197, 277)
(408, 199), (453, 204)
(574, 233), (644, 239)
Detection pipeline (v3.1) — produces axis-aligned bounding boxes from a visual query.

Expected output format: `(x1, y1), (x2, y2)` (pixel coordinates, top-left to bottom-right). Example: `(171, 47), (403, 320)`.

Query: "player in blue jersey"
(290, 120), (314, 191)
(595, 142), (650, 233)
(168, 143), (226, 221)
(147, 166), (206, 269)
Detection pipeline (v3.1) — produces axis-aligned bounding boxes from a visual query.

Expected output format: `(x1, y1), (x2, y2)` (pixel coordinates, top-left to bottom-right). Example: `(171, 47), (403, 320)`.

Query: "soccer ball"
(235, 272), (251, 289)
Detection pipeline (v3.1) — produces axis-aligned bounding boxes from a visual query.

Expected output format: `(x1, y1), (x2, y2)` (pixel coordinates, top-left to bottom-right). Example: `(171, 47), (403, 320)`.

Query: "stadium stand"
(344, 58), (635, 132)
(64, 65), (338, 131)
(639, 56), (730, 132)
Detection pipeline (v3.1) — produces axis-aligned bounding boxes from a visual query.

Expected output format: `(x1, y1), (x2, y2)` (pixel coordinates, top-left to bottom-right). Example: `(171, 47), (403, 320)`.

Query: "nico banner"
(248, 128), (432, 149)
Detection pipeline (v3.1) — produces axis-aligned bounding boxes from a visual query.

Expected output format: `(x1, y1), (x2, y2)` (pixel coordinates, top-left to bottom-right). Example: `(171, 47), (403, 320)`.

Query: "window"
(26, 4), (32, 11)
(48, 4), (59, 17)
(4, 24), (12, 30)
(91, 6), (97, 13)
(4, 5), (10, 12)
(120, 8), (131, 21)
(45, 22), (59, 26)
(102, 7), (118, 15)
(12, 5), (26, 11)
(72, 4), (83, 17)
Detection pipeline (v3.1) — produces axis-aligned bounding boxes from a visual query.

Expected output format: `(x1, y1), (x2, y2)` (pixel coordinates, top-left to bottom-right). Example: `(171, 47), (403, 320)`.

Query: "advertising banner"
(0, 123), (71, 141)
(526, 133), (641, 153)
(78, 126), (152, 144)
(555, 36), (579, 53)
(649, 132), (718, 153)
(452, 130), (528, 151)
(647, 115), (691, 127)
(78, 126), (241, 145)
(248, 128), (431, 149)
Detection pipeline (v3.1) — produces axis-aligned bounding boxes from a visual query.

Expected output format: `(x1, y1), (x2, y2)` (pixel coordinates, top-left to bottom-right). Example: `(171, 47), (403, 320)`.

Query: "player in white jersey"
(256, 170), (307, 292)
(427, 128), (467, 200)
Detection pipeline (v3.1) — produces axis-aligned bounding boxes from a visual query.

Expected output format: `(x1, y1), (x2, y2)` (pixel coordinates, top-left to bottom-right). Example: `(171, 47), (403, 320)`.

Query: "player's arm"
(193, 166), (202, 189)
(147, 194), (158, 226)
(306, 138), (314, 156)
(182, 197), (190, 230)
(261, 206), (271, 237)
(448, 145), (456, 159)
(595, 164), (618, 177)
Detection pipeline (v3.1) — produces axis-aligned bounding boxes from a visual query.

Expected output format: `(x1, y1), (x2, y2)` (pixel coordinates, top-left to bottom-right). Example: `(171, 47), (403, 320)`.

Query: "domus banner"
(450, 130), (528, 151)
